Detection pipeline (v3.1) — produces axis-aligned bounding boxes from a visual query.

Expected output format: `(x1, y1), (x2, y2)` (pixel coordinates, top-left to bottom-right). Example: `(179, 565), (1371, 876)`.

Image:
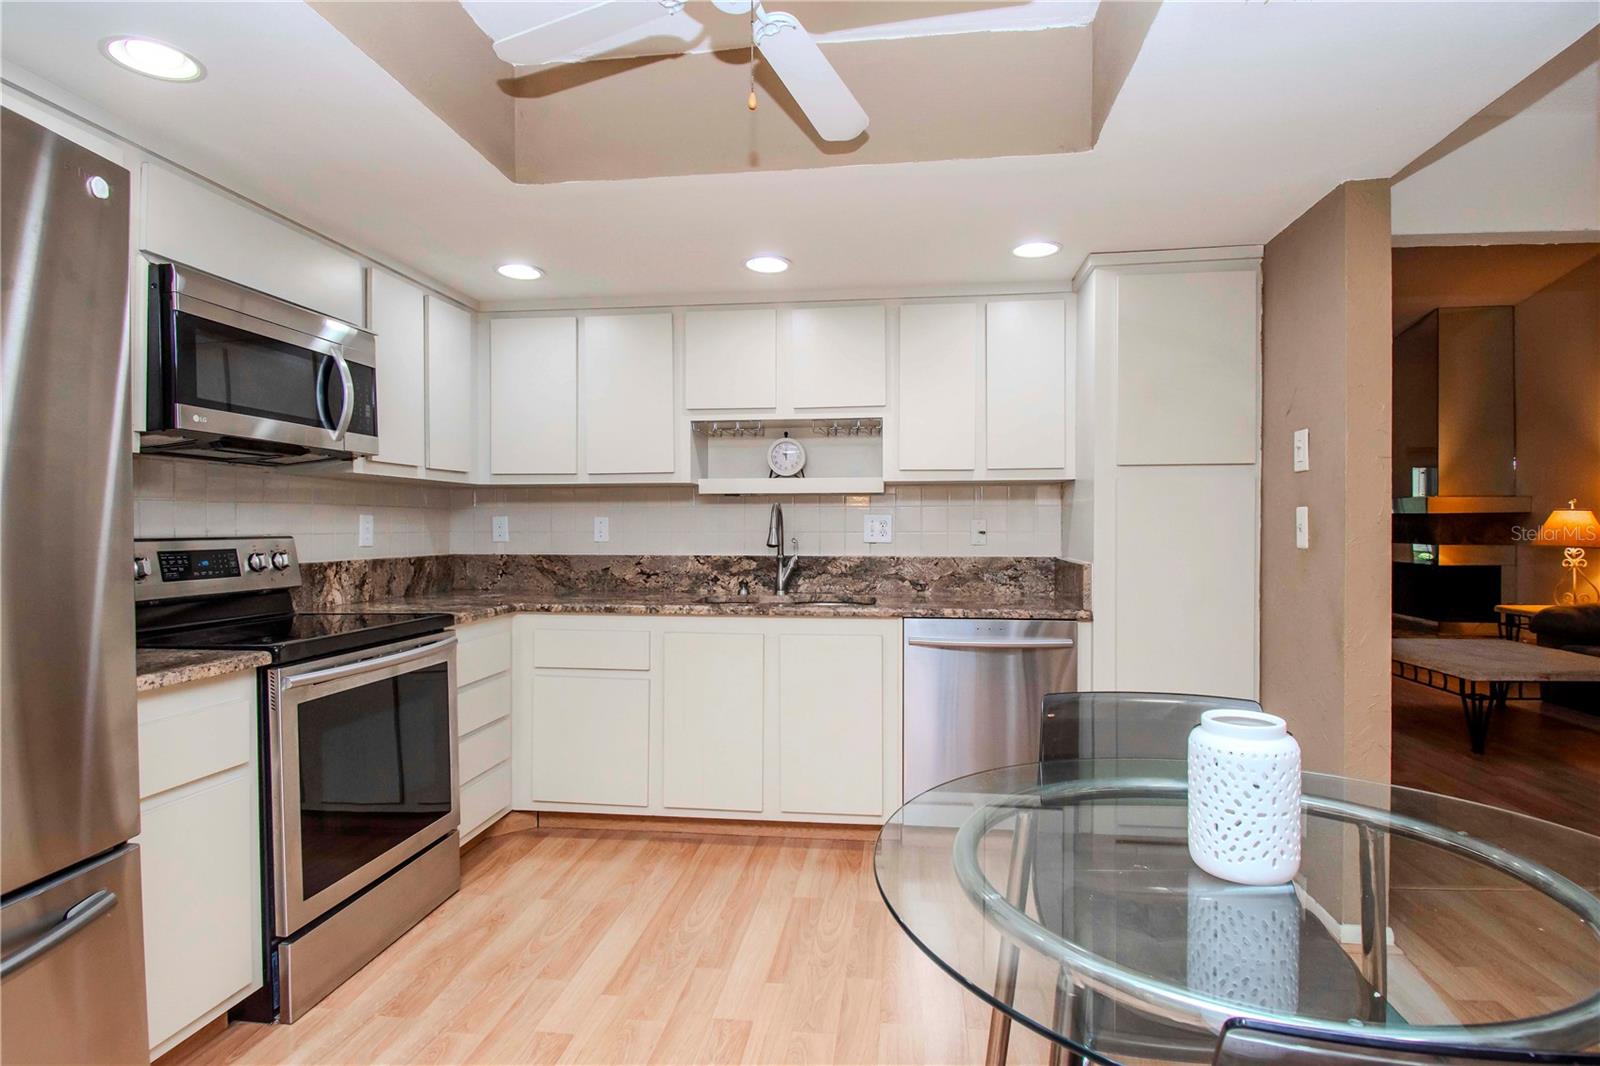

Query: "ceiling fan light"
(1012, 241), (1061, 259)
(497, 263), (544, 280)
(101, 37), (204, 81)
(745, 255), (790, 274)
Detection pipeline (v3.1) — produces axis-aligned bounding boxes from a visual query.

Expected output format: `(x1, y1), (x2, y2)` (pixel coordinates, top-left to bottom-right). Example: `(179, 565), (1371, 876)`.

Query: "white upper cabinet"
(490, 317), (578, 475)
(788, 305), (886, 409)
(583, 313), (675, 474)
(986, 299), (1070, 471)
(897, 302), (979, 471)
(1116, 269), (1258, 465)
(141, 165), (363, 325)
(684, 308), (776, 410)
(368, 271), (426, 468)
(425, 297), (474, 473)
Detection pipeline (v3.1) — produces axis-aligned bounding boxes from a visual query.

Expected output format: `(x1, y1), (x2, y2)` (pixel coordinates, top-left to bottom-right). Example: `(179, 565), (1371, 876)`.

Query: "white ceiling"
(1, 2), (1595, 306)
(460, 1), (1101, 67)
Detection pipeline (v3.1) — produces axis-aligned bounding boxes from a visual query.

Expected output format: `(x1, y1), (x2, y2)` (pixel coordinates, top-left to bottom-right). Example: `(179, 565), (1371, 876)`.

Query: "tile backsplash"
(448, 484), (1064, 557)
(132, 456), (460, 562)
(133, 455), (1064, 561)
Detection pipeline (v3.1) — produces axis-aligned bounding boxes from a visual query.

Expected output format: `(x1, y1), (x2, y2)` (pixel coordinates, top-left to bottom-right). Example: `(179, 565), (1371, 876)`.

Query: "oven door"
(268, 634), (457, 937)
(147, 262), (379, 457)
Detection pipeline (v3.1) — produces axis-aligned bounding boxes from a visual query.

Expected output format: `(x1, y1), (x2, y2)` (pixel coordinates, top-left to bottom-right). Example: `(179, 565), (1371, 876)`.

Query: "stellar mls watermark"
(1512, 525), (1599, 543)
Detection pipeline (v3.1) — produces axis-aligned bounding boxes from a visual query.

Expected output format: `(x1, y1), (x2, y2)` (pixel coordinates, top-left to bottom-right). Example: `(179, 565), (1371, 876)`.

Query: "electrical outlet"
(863, 513), (893, 543)
(1295, 506), (1310, 550)
(492, 515), (510, 543)
(357, 513), (374, 547)
(970, 519), (988, 546)
(593, 516), (610, 543)
(1293, 428), (1310, 472)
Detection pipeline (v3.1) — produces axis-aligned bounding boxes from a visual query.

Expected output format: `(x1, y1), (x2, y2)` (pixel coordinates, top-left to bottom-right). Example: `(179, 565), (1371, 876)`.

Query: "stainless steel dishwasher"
(902, 619), (1078, 800)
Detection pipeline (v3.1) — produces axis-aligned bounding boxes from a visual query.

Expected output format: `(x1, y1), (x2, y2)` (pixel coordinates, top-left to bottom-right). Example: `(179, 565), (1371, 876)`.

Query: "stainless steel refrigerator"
(1, 108), (150, 1064)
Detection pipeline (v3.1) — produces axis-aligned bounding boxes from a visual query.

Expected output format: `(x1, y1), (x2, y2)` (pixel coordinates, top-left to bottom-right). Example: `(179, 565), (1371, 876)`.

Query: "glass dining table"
(873, 760), (1600, 1065)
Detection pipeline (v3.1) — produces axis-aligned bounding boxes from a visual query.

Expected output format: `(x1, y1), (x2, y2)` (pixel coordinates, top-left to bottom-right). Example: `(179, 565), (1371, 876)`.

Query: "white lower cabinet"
(134, 671), (261, 1059)
(663, 632), (764, 812)
(454, 618), (514, 843)
(514, 615), (902, 824)
(778, 633), (885, 817)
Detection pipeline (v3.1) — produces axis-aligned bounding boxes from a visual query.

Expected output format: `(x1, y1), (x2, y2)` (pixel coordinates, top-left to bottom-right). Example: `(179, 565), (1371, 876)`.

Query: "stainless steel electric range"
(134, 536), (461, 1023)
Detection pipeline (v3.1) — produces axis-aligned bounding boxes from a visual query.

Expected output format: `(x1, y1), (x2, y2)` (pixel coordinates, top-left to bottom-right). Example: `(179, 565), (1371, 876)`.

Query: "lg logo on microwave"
(191, 414), (208, 424)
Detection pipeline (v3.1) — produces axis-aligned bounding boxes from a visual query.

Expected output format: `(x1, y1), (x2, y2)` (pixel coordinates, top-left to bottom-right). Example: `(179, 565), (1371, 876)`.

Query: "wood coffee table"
(1392, 637), (1600, 754)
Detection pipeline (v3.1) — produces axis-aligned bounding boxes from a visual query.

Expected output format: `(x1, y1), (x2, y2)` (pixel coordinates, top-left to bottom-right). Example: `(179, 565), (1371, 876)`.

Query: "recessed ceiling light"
(1012, 240), (1061, 259)
(745, 255), (790, 274)
(496, 263), (543, 281)
(101, 37), (204, 82)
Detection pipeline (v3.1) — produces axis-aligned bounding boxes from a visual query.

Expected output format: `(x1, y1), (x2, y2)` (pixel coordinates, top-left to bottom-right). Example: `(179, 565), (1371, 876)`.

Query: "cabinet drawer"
(138, 690), (254, 800)
(461, 762), (511, 842)
(533, 627), (650, 671)
(458, 672), (512, 737)
(138, 772), (260, 1050)
(460, 718), (511, 784)
(456, 622), (512, 686)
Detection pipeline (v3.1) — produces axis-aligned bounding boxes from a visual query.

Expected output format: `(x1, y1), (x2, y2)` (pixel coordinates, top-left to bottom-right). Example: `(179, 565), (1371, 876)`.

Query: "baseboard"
(151, 1013), (229, 1066)
(484, 810), (880, 842)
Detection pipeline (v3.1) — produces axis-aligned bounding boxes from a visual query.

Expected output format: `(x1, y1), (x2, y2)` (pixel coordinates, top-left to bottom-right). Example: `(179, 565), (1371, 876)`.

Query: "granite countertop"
(137, 648), (272, 692)
(319, 589), (1091, 626)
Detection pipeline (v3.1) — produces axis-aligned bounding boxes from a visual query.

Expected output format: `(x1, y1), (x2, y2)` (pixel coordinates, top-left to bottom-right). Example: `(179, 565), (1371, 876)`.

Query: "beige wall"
(1260, 181), (1393, 781)
(1513, 257), (1600, 602)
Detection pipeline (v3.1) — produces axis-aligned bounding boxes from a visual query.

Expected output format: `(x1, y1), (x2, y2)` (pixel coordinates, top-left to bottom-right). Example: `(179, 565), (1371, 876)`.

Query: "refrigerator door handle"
(0, 890), (117, 979)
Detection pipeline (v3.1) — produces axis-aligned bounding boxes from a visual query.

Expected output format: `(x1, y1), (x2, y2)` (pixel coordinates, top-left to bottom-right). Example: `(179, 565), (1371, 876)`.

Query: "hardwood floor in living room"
(1391, 677), (1600, 836)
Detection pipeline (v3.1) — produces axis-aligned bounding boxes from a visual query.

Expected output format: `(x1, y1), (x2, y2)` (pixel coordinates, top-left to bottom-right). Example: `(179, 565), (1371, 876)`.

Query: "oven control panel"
(134, 537), (300, 601)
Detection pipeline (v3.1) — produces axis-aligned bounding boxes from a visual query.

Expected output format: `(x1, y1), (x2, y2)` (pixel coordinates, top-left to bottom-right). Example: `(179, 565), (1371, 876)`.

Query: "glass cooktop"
(138, 611), (453, 665)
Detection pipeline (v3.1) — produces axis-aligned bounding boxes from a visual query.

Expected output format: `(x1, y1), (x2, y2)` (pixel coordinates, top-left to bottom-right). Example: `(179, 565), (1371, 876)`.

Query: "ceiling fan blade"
(492, 1), (682, 67)
(755, 11), (868, 142)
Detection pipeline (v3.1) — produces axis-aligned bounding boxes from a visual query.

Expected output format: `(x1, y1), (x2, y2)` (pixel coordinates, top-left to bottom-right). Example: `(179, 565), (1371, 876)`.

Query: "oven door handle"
(279, 634), (456, 690)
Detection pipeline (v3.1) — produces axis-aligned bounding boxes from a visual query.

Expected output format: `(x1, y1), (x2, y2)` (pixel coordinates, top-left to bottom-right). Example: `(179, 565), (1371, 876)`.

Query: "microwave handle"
(330, 349), (355, 441)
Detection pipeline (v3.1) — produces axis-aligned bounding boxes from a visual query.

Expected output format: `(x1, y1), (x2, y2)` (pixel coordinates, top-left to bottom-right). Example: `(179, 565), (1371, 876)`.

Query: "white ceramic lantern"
(1187, 708), (1302, 886)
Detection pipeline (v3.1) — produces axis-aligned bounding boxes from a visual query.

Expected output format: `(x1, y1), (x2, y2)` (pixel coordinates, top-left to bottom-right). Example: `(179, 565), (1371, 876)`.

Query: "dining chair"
(1038, 690), (1264, 761)
(1211, 1017), (1600, 1065)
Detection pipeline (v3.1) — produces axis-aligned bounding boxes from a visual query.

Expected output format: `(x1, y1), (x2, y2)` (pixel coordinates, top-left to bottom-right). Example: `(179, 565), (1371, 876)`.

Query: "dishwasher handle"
(906, 637), (1075, 651)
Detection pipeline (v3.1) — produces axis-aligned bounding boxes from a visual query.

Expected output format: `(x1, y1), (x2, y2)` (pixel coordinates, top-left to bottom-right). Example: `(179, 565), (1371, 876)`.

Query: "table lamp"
(1537, 499), (1600, 605)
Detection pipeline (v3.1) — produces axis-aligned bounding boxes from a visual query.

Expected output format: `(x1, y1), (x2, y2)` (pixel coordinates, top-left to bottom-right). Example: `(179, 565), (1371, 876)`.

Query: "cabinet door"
(138, 772), (259, 1051)
(663, 632), (763, 812)
(685, 308), (776, 409)
(584, 313), (675, 474)
(986, 299), (1069, 470)
(141, 165), (364, 324)
(898, 303), (978, 470)
(528, 675), (649, 806)
(369, 271), (427, 467)
(1116, 269), (1258, 465)
(491, 317), (577, 474)
(789, 305), (886, 408)
(425, 297), (474, 472)
(778, 633), (884, 817)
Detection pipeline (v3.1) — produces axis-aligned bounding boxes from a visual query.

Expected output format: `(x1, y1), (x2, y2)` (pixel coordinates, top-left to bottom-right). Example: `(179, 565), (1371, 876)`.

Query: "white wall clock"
(767, 436), (806, 477)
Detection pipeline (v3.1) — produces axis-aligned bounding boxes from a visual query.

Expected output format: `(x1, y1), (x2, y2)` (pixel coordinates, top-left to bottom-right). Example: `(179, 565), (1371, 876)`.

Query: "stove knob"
(270, 550), (291, 571)
(133, 556), (151, 581)
(247, 551), (268, 573)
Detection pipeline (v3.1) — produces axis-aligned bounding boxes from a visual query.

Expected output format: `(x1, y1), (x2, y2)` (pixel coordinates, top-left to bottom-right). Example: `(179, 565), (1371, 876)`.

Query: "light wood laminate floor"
(166, 826), (1065, 1066)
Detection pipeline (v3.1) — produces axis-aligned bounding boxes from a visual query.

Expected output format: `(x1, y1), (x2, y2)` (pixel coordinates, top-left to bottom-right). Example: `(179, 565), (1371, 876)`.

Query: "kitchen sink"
(695, 593), (878, 607)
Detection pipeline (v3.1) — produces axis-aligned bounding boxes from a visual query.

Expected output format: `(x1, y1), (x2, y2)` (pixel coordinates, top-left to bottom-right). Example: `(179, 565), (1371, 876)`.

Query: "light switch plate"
(970, 519), (988, 546)
(593, 516), (610, 543)
(1293, 428), (1310, 472)
(357, 513), (374, 547)
(1295, 506), (1309, 550)
(492, 515), (510, 543)
(863, 513), (893, 543)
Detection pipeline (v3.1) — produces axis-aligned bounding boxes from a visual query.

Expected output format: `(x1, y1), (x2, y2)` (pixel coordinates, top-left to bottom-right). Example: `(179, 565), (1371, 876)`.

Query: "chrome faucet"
(766, 502), (799, 595)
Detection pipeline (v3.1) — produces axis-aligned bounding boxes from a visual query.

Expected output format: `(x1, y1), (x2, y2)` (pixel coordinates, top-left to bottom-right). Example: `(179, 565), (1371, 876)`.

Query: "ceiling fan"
(489, 0), (870, 142)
